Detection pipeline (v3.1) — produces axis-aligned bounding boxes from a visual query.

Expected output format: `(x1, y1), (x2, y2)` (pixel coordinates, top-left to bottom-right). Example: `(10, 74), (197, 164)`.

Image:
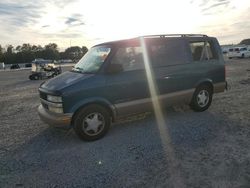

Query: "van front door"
(104, 45), (150, 117)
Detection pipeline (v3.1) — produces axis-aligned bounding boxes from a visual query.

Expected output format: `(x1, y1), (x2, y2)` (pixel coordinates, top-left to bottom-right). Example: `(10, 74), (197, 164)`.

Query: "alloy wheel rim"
(197, 90), (209, 107)
(82, 112), (105, 136)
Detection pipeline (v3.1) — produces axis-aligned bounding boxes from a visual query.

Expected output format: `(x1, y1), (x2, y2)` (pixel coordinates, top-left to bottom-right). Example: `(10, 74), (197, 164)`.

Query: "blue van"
(38, 34), (227, 141)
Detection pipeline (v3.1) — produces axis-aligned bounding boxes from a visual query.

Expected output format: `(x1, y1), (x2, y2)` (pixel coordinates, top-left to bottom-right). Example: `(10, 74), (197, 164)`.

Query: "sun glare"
(140, 37), (184, 188)
(18, 0), (250, 47)
(74, 0), (198, 46)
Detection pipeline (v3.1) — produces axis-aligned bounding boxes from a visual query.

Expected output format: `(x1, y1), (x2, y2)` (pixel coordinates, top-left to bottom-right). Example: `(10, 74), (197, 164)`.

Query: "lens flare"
(139, 37), (184, 188)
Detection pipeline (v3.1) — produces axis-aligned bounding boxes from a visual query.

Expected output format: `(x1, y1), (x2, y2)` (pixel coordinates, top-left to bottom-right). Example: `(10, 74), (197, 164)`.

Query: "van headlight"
(48, 106), (63, 113)
(47, 95), (62, 103)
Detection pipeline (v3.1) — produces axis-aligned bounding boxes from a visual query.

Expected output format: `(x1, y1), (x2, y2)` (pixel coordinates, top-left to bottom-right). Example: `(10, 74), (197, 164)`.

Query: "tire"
(34, 75), (39, 80)
(29, 75), (34, 80)
(190, 85), (213, 112)
(73, 104), (111, 141)
(242, 54), (245, 58)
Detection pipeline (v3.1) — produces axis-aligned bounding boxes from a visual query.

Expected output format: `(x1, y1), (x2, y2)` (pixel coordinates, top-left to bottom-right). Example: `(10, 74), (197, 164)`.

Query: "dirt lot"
(0, 60), (250, 188)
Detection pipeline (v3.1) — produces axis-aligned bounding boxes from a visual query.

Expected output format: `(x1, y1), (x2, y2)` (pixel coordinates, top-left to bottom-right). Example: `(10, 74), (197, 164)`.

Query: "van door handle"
(164, 76), (171, 79)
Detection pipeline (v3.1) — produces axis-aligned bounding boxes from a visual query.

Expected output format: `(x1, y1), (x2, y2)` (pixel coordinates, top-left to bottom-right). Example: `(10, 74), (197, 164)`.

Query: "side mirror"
(107, 63), (123, 74)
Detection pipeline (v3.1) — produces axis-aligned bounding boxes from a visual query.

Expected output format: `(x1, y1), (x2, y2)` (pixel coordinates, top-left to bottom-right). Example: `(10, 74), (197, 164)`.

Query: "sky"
(0, 0), (250, 50)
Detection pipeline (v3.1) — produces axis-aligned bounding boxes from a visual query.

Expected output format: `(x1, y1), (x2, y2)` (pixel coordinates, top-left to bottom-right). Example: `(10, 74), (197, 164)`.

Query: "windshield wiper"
(72, 67), (94, 74)
(72, 67), (83, 72)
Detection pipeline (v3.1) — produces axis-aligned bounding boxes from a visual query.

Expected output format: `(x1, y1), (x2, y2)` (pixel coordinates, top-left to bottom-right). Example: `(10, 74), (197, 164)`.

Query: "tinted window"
(111, 46), (144, 71)
(190, 41), (216, 61)
(229, 48), (234, 52)
(149, 39), (189, 67)
(240, 48), (247, 51)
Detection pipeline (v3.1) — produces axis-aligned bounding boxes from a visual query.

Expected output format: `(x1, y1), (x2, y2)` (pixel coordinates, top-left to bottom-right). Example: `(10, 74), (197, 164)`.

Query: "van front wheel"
(190, 85), (213, 112)
(73, 105), (111, 141)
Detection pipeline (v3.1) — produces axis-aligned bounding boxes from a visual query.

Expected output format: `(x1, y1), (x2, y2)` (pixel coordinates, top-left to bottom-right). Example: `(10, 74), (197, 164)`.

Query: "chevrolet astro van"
(38, 34), (227, 141)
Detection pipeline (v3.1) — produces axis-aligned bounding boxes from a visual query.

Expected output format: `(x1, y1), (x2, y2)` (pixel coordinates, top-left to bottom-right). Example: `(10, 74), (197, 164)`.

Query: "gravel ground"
(0, 59), (250, 188)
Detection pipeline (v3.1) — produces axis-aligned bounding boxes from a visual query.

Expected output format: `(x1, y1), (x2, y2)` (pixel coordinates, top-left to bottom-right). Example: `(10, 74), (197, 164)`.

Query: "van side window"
(190, 41), (216, 61)
(149, 39), (189, 67)
(111, 46), (144, 71)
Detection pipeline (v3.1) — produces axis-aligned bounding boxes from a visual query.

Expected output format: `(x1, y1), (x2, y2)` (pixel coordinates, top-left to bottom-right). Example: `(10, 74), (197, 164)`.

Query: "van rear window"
(189, 41), (216, 61)
(149, 39), (189, 67)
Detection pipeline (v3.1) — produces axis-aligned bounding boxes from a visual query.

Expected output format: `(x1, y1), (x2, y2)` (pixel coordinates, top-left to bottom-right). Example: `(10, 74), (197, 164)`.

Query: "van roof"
(94, 34), (212, 47)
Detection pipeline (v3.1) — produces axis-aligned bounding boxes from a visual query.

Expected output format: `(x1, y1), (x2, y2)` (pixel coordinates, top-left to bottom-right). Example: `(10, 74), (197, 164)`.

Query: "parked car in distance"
(38, 34), (227, 141)
(25, 63), (32, 68)
(0, 62), (5, 69)
(10, 64), (20, 69)
(228, 46), (250, 59)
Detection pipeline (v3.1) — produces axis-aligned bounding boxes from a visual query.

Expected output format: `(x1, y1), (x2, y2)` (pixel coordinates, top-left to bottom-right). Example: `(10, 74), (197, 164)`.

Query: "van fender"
(194, 79), (214, 92)
(69, 97), (117, 121)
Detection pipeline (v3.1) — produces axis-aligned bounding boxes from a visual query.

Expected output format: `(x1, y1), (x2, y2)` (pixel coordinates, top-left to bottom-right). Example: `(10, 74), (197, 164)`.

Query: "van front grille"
(39, 91), (47, 100)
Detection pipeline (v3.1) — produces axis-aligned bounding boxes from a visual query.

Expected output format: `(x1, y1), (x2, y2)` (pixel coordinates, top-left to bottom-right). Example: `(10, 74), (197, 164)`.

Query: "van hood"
(41, 71), (94, 92)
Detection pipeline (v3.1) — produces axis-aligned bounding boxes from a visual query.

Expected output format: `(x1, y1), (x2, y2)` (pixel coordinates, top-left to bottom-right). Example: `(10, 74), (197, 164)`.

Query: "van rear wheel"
(73, 104), (111, 141)
(190, 85), (213, 112)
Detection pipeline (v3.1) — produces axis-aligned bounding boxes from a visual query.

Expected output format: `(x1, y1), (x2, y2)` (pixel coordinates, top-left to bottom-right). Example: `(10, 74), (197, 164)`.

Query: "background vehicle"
(228, 46), (250, 59)
(0, 62), (5, 69)
(10, 64), (20, 69)
(25, 63), (32, 68)
(38, 34), (226, 141)
(29, 59), (61, 80)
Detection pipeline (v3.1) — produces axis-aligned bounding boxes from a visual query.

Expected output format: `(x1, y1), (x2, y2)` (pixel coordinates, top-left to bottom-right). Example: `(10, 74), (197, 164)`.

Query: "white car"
(228, 46), (250, 59)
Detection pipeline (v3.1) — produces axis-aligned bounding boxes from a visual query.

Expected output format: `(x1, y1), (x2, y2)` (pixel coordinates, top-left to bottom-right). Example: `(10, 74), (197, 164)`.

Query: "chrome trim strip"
(40, 98), (63, 108)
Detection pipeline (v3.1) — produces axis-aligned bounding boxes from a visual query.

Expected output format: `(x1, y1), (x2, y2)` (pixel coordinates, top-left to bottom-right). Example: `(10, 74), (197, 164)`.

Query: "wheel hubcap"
(82, 113), (105, 136)
(197, 90), (209, 107)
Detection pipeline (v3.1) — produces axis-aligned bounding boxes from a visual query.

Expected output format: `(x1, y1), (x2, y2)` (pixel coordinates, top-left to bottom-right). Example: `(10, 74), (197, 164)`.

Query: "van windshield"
(73, 46), (111, 73)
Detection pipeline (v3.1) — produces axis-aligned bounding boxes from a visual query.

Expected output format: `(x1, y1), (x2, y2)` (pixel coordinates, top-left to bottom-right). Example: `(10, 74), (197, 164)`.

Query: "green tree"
(4, 45), (16, 64)
(43, 43), (59, 60)
(15, 45), (22, 52)
(82, 46), (88, 55)
(21, 43), (32, 52)
(18, 43), (35, 63)
(45, 43), (58, 50)
(0, 45), (4, 62)
(7, 45), (13, 54)
(0, 42), (87, 64)
(63, 46), (88, 60)
(239, 39), (250, 45)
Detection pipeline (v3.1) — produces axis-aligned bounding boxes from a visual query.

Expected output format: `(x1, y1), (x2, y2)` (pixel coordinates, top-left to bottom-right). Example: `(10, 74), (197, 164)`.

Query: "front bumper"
(38, 105), (72, 128)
